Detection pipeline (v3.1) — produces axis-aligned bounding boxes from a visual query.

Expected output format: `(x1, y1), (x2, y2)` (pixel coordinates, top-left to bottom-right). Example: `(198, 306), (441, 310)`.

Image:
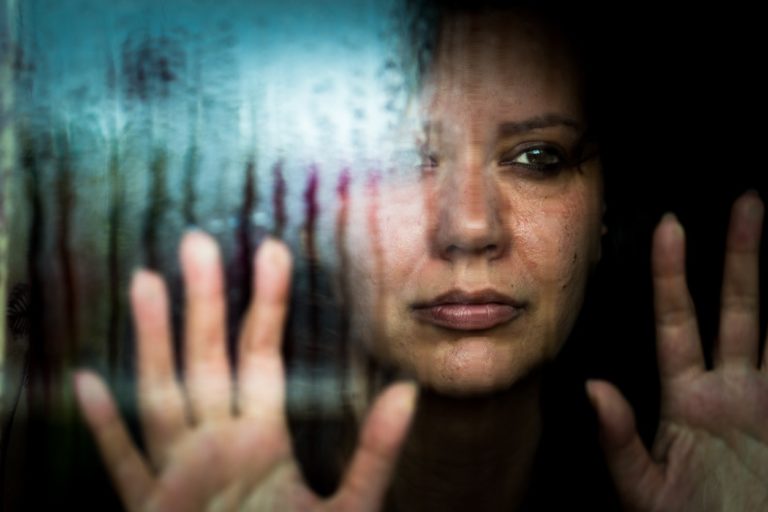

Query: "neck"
(386, 372), (544, 512)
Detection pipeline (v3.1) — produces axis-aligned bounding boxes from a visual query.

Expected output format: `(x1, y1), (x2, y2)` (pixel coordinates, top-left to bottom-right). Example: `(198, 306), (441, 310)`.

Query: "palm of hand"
(75, 234), (416, 512)
(652, 370), (768, 511)
(589, 191), (768, 512)
(146, 418), (309, 510)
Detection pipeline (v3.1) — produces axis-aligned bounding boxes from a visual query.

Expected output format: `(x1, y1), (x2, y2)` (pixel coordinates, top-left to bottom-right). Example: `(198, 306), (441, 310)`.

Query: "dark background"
(591, 1), (766, 428)
(538, 3), (767, 509)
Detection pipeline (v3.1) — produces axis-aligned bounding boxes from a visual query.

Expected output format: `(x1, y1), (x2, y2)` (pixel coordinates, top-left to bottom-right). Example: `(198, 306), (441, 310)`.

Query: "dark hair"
(397, 0), (607, 141)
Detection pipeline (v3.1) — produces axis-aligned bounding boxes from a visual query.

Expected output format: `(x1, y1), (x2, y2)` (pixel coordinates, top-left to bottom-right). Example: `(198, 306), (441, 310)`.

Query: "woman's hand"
(74, 232), (417, 512)
(588, 190), (768, 511)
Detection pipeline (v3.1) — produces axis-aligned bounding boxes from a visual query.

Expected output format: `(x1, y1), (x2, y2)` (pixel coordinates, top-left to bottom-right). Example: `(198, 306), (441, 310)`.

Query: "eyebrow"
(496, 113), (584, 137)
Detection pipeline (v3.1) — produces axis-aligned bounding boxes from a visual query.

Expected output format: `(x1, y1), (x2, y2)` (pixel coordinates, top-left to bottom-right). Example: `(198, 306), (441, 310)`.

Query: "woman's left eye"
(499, 145), (567, 173)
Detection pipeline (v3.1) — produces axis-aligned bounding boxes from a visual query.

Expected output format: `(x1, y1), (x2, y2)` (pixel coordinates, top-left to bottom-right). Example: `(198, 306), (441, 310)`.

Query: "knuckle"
(656, 299), (696, 327)
(721, 293), (758, 313)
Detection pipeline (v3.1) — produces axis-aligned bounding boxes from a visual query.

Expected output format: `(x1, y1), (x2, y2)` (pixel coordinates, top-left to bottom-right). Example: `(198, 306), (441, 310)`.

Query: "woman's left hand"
(587, 190), (768, 512)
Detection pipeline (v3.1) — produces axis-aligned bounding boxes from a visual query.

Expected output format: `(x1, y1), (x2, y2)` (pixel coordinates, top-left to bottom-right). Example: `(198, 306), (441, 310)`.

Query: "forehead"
(424, 9), (585, 125)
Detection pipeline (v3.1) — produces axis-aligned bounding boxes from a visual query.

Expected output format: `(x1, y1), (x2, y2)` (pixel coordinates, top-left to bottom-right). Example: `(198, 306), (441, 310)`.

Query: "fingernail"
(131, 268), (154, 295)
(258, 237), (289, 267)
(131, 270), (168, 308)
(661, 212), (677, 224)
(661, 212), (684, 241)
(74, 371), (106, 406)
(742, 190), (764, 222)
(183, 230), (218, 263)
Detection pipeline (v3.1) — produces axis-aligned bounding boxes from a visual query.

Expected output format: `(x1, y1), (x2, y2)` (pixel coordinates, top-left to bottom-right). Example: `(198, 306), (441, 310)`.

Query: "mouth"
(410, 289), (526, 331)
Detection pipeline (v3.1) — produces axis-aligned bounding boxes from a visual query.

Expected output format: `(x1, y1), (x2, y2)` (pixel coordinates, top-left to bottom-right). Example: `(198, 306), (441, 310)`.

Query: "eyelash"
(498, 144), (569, 175)
(419, 144), (571, 176)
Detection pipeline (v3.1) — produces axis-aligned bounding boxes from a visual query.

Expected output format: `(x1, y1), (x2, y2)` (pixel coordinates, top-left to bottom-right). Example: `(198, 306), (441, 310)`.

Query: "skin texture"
(344, 10), (605, 396)
(73, 7), (768, 512)
(589, 193), (768, 512)
(340, 11), (606, 510)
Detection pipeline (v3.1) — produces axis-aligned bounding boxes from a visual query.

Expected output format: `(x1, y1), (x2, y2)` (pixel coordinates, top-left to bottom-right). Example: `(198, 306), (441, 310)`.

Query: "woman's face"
(344, 10), (605, 396)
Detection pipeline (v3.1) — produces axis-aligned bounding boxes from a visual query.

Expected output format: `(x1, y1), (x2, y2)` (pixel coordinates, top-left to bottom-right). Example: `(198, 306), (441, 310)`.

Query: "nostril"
(443, 242), (502, 259)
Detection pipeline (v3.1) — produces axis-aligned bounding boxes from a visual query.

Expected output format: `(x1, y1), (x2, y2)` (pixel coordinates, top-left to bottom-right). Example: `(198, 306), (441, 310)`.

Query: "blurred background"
(0, 0), (765, 509)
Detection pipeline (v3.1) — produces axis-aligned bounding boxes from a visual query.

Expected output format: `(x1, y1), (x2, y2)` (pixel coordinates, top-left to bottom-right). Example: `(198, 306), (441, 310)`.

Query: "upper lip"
(411, 289), (525, 309)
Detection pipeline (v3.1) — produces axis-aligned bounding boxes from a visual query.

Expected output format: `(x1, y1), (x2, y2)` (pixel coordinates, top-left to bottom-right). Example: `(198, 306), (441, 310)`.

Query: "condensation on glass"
(0, 0), (428, 506)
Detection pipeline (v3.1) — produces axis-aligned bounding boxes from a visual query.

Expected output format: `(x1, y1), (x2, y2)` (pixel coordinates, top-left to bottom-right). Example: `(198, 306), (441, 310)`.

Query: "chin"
(404, 337), (545, 397)
(422, 364), (534, 397)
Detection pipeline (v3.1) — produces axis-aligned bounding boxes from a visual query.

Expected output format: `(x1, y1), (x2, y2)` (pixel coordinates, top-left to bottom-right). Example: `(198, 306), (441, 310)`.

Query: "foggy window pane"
(2, 1), (431, 506)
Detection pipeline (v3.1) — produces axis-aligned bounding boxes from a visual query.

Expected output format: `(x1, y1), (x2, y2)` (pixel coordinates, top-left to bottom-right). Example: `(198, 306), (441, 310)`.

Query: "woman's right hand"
(74, 231), (417, 512)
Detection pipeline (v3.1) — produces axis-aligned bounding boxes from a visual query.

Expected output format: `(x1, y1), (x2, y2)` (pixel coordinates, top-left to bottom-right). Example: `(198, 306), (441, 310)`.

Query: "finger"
(181, 231), (233, 422)
(716, 191), (763, 370)
(586, 379), (663, 511)
(237, 238), (292, 424)
(652, 213), (705, 382)
(331, 382), (418, 512)
(131, 270), (188, 468)
(74, 370), (154, 512)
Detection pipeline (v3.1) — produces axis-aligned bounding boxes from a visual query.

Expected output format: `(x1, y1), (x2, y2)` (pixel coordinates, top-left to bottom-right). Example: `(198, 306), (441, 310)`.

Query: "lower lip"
(411, 303), (523, 331)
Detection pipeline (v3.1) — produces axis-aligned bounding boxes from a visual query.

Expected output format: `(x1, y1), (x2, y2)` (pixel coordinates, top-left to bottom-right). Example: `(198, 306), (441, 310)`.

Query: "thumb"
(586, 379), (664, 510)
(331, 381), (418, 512)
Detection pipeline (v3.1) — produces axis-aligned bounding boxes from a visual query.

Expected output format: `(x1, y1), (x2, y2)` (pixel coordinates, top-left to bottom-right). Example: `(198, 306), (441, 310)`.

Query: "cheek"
(343, 183), (427, 322)
(515, 191), (600, 337)
(518, 205), (581, 290)
(348, 184), (427, 284)
(342, 184), (433, 366)
(379, 187), (430, 288)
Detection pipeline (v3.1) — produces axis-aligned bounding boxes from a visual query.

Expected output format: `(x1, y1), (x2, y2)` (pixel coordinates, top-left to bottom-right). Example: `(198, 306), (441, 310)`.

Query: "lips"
(410, 289), (525, 331)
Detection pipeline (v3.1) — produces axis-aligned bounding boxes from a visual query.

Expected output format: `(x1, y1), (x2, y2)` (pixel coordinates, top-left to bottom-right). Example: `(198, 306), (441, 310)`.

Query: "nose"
(431, 163), (509, 261)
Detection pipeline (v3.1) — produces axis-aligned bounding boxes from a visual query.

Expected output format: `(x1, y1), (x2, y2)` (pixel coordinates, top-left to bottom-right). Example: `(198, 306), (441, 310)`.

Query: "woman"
(74, 3), (768, 511)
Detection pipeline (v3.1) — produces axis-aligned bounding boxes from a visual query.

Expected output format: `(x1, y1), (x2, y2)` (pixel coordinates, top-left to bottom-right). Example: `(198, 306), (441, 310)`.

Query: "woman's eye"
(500, 145), (567, 173)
